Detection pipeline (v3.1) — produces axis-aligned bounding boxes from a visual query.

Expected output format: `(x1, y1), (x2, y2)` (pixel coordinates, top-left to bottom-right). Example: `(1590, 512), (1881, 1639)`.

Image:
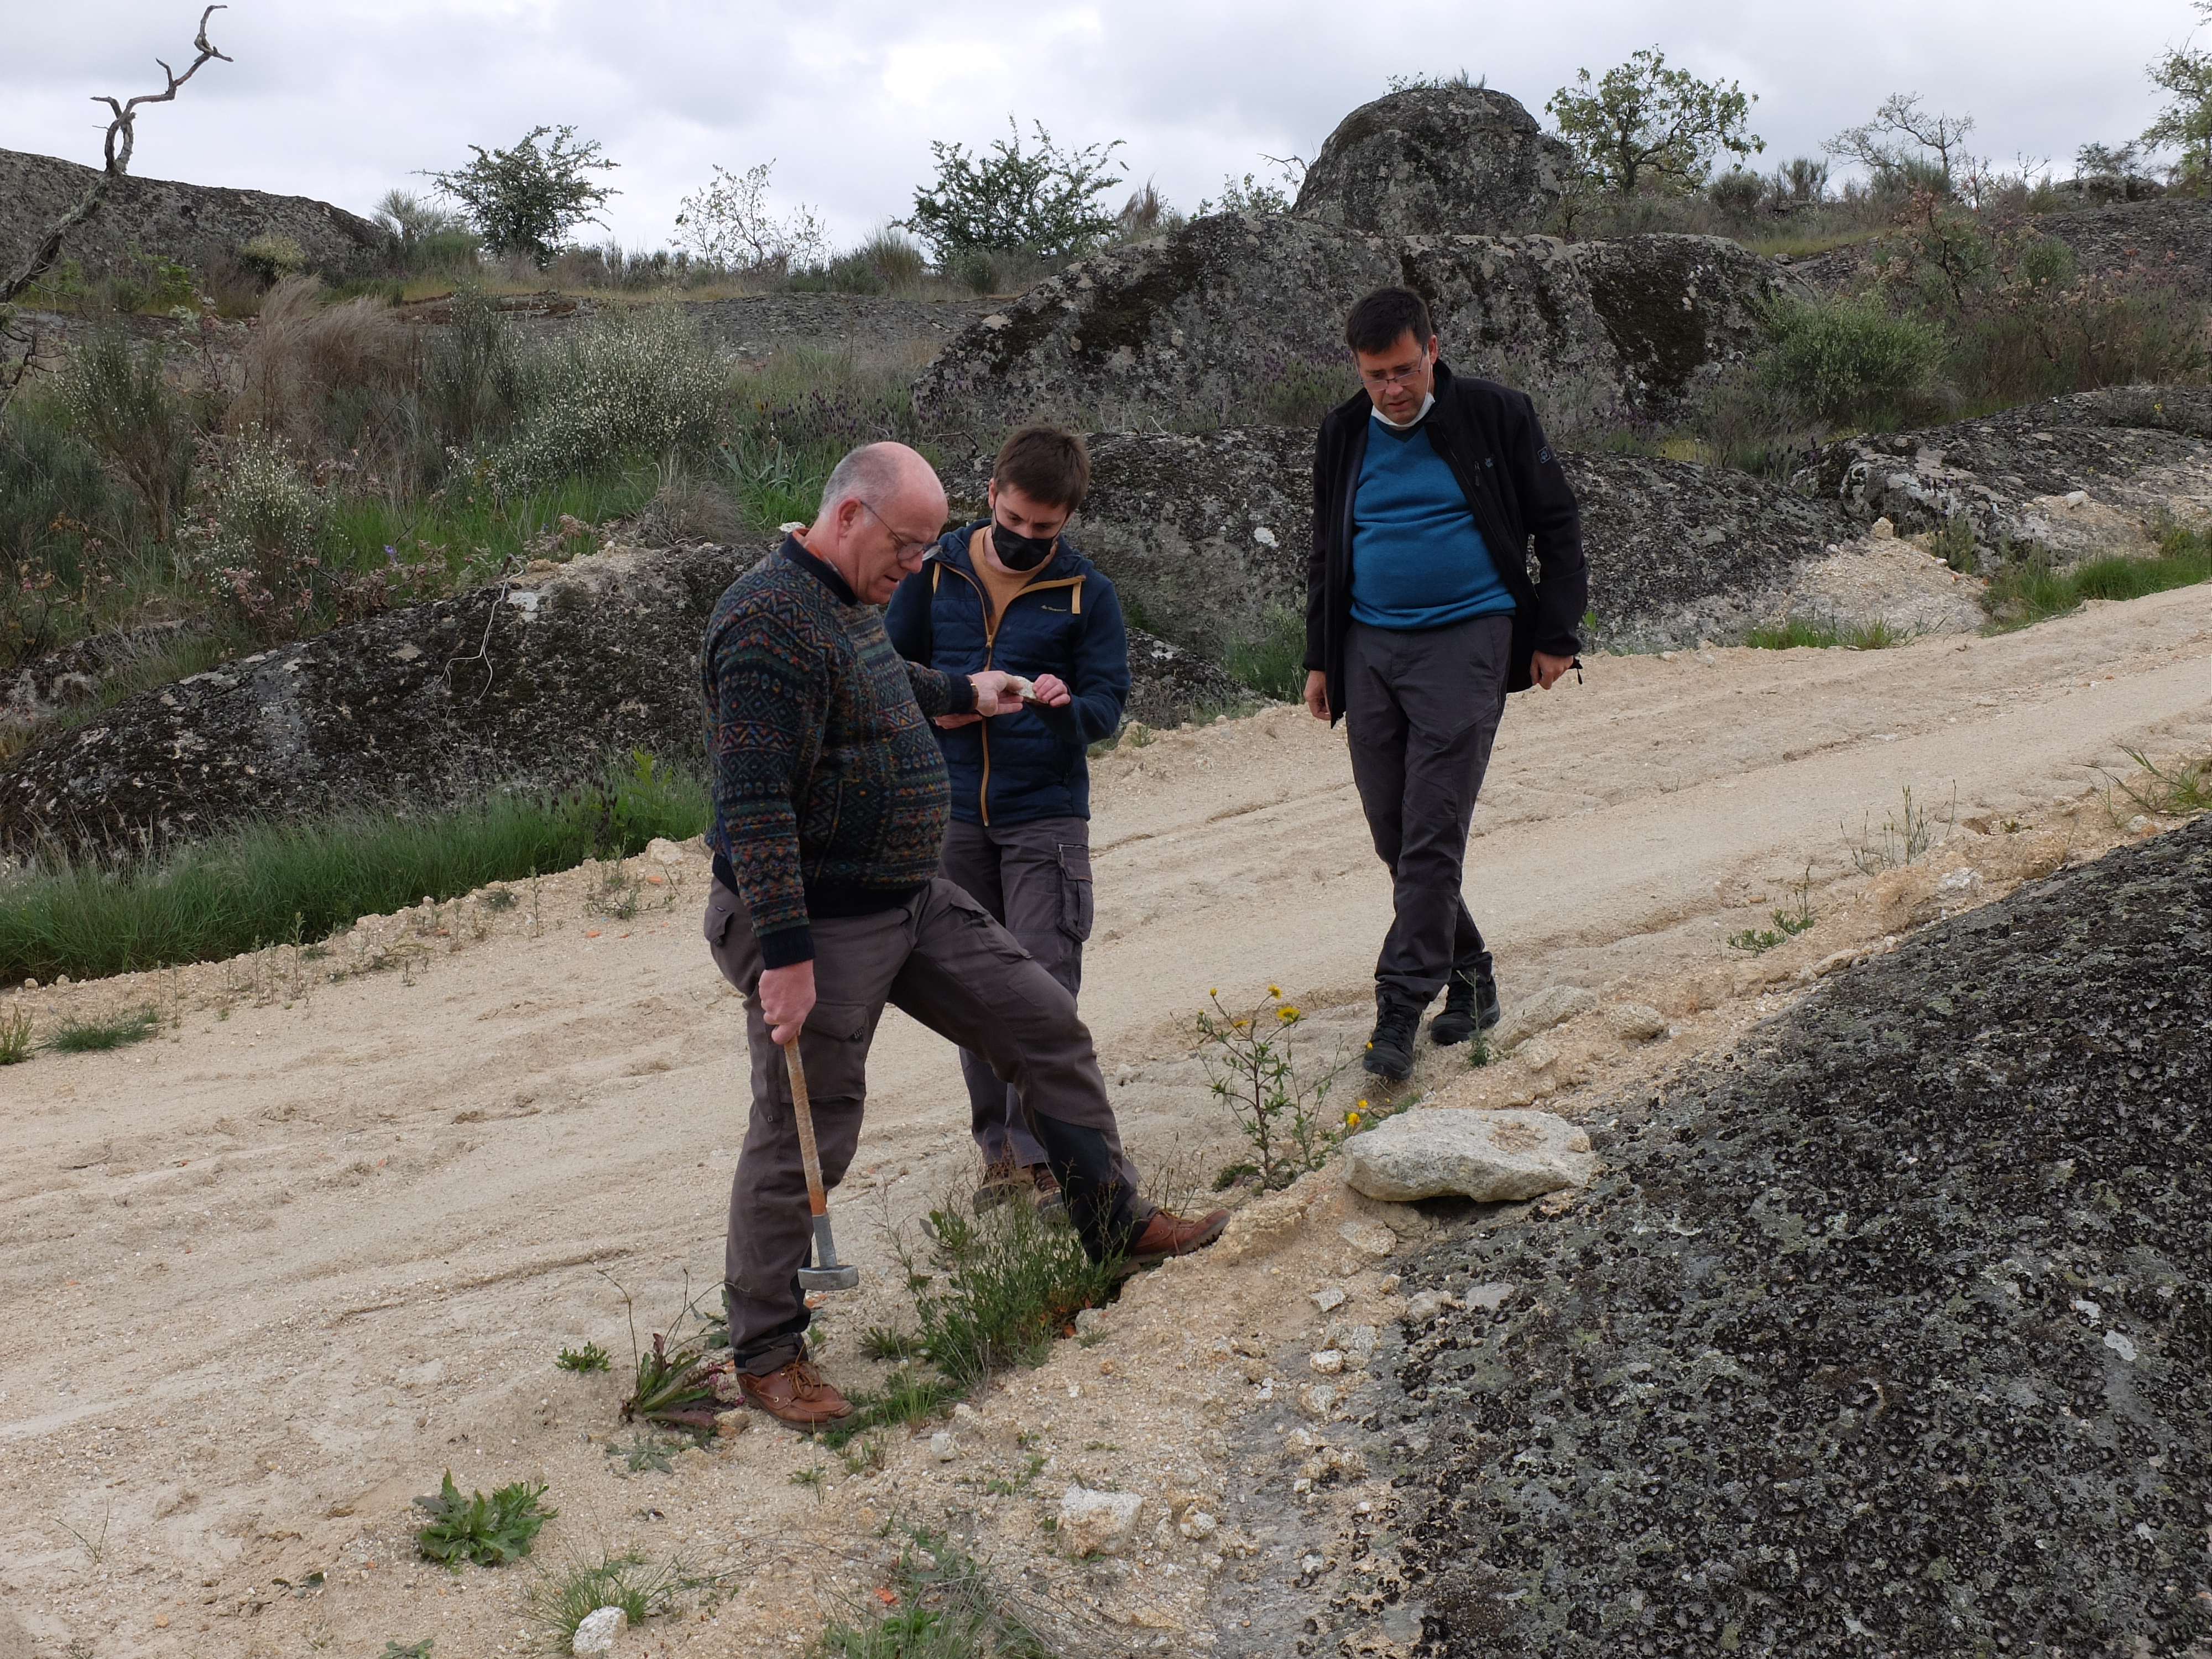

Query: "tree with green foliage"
(1545, 48), (1761, 197)
(902, 118), (1125, 261)
(1825, 93), (1978, 193)
(423, 125), (619, 264)
(2143, 2), (2212, 184)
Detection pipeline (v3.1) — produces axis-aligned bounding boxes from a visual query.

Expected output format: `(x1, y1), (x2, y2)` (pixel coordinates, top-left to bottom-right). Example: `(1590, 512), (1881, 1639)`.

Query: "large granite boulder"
(1799, 384), (2212, 565)
(0, 543), (1242, 855)
(0, 147), (397, 281)
(914, 214), (1793, 439)
(2037, 195), (2212, 292)
(1371, 816), (2210, 1657)
(1293, 86), (1573, 238)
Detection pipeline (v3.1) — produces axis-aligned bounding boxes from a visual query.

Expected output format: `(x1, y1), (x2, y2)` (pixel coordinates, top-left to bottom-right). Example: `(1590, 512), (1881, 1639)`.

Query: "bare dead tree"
(0, 6), (233, 307)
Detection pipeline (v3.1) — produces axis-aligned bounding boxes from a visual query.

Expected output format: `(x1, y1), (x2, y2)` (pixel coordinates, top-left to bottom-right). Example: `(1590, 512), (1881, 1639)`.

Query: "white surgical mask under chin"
(1370, 391), (1436, 430)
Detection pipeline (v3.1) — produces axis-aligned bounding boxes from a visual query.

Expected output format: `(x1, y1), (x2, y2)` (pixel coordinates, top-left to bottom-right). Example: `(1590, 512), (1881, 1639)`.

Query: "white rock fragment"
(573, 1605), (628, 1655)
(1311, 1286), (1347, 1313)
(1342, 1109), (1596, 1203)
(1297, 1383), (1339, 1419)
(1074, 1308), (1107, 1335)
(1179, 1509), (1219, 1540)
(1058, 1487), (1145, 1555)
(646, 837), (686, 865)
(931, 1431), (959, 1461)
(1402, 1289), (1455, 1323)
(2104, 1330), (2138, 1363)
(713, 1408), (748, 1438)
(1604, 1003), (1670, 1042)
(1308, 1349), (1345, 1374)
(1338, 1220), (1398, 1258)
(1871, 516), (1896, 539)
(1464, 1281), (1518, 1311)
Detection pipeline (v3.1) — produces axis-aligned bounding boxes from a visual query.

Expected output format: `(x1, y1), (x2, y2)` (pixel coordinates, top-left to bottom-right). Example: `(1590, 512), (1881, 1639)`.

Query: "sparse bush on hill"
(492, 305), (726, 492)
(422, 124), (620, 265)
(903, 117), (1128, 262)
(56, 326), (199, 543)
(672, 159), (827, 275)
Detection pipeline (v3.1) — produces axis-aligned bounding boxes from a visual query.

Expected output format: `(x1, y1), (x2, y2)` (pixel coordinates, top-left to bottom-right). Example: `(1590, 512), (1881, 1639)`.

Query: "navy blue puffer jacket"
(883, 523), (1130, 826)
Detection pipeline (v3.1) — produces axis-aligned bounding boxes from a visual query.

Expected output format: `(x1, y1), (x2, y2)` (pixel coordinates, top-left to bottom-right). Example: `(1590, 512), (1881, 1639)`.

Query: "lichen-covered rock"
(0, 542), (1248, 855)
(914, 214), (1791, 439)
(2038, 195), (2212, 291)
(0, 146), (397, 280)
(1799, 385), (2212, 565)
(1378, 817), (2211, 1657)
(1293, 86), (1572, 237)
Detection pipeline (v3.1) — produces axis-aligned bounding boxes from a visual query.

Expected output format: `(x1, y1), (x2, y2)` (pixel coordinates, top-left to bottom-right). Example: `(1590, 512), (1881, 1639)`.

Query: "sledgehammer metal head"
(783, 1037), (860, 1292)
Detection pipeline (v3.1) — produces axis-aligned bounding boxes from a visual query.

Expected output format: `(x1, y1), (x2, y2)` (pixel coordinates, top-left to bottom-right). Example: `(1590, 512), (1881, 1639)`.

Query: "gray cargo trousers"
(1343, 613), (1514, 1005)
(705, 875), (1150, 1375)
(938, 816), (1110, 1175)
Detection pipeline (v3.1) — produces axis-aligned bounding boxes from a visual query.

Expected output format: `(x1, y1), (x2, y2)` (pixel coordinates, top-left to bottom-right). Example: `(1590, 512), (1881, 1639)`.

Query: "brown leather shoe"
(737, 1359), (853, 1426)
(973, 1159), (1024, 1210)
(1027, 1163), (1067, 1223)
(1124, 1206), (1230, 1267)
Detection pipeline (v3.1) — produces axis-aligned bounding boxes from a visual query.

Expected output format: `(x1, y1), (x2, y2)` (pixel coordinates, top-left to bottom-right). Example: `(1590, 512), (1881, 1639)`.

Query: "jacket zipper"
(936, 557), (1083, 827)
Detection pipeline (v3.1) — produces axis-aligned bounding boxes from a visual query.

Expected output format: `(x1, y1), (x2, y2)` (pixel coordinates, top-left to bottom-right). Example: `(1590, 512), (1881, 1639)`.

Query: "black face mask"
(990, 518), (1057, 572)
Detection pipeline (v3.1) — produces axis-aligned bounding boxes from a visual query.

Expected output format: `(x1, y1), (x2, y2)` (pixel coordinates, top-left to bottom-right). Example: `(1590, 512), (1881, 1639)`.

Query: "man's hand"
(758, 959), (816, 1046)
(1028, 672), (1072, 707)
(1530, 650), (1576, 691)
(1303, 669), (1330, 721)
(969, 669), (1015, 716)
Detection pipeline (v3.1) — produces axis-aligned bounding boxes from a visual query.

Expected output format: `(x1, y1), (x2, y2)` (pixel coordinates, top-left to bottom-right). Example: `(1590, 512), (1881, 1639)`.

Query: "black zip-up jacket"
(1304, 360), (1587, 720)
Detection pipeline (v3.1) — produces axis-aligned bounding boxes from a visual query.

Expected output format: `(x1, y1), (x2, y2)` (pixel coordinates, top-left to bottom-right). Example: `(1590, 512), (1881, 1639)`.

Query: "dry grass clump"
(228, 276), (422, 455)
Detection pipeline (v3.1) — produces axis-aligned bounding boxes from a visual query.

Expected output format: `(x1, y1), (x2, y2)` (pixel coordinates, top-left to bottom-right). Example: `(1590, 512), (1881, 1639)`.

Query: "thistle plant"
(1196, 985), (1349, 1191)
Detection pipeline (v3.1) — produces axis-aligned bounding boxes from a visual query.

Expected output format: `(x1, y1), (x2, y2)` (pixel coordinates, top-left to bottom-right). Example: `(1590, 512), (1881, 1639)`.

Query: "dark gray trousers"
(704, 876), (1148, 1374)
(1343, 614), (1514, 1006)
(938, 816), (1089, 1170)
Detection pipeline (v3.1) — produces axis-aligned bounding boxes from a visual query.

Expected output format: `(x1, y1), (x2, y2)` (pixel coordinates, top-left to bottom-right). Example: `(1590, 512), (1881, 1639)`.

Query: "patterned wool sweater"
(702, 538), (974, 967)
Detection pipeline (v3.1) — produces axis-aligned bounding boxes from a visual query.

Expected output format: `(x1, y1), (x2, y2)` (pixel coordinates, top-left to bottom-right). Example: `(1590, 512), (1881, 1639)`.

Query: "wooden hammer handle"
(783, 1038), (829, 1219)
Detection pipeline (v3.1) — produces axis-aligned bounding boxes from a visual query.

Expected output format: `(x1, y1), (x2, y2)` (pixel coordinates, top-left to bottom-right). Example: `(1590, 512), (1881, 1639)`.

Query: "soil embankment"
(0, 585), (2204, 1656)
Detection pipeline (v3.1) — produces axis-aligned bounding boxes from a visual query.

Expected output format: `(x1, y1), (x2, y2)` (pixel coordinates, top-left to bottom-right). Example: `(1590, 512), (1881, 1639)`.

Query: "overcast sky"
(2, 0), (2199, 250)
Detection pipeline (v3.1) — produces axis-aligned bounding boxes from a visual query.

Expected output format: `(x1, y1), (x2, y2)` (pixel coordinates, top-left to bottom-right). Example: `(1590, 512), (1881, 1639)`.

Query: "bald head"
(803, 441), (947, 604)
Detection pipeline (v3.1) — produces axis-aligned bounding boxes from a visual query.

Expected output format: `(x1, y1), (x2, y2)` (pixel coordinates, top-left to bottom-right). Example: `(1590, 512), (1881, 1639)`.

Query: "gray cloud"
(0, 0), (2191, 249)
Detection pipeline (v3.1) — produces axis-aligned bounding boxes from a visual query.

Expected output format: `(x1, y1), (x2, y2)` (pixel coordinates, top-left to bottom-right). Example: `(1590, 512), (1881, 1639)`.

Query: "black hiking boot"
(1361, 997), (1422, 1081)
(1430, 970), (1501, 1046)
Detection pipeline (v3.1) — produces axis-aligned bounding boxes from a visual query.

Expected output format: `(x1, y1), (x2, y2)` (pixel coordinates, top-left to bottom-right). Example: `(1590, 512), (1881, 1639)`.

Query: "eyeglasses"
(1358, 361), (1429, 390)
(854, 498), (936, 562)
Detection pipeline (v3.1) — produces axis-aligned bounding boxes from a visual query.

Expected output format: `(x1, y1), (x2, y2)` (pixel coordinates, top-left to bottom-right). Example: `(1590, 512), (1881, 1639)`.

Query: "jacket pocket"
(1055, 844), (1095, 943)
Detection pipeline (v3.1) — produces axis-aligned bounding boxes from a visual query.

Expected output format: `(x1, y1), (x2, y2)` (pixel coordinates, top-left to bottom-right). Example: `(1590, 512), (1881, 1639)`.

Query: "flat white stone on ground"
(930, 1431), (958, 1461)
(1058, 1487), (1145, 1556)
(1605, 1003), (1669, 1042)
(1338, 1220), (1397, 1257)
(1493, 985), (1596, 1052)
(1343, 1109), (1595, 1203)
(573, 1605), (628, 1655)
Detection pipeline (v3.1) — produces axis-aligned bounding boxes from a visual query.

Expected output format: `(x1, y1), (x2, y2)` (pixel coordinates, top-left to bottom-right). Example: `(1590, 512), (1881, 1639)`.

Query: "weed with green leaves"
(531, 1549), (680, 1644)
(815, 1528), (1060, 1659)
(1728, 865), (1819, 954)
(603, 1432), (676, 1477)
(380, 1642), (434, 1659)
(1843, 785), (1954, 874)
(604, 1270), (723, 1433)
(1195, 985), (1350, 1191)
(413, 1472), (554, 1568)
(791, 1464), (828, 1498)
(555, 1341), (610, 1374)
(45, 1006), (161, 1053)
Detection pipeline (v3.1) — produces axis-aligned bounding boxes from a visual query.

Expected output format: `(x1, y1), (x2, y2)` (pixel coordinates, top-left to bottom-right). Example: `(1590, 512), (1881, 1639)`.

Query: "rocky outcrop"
(1800, 385), (2212, 565)
(0, 543), (1244, 855)
(1293, 86), (1572, 237)
(2038, 194), (2212, 291)
(0, 147), (397, 281)
(952, 426), (1851, 661)
(1372, 816), (2210, 1657)
(914, 215), (1794, 440)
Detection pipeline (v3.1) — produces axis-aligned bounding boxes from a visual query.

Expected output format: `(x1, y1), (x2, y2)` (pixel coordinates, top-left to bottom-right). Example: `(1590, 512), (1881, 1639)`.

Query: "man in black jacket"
(1302, 287), (1587, 1081)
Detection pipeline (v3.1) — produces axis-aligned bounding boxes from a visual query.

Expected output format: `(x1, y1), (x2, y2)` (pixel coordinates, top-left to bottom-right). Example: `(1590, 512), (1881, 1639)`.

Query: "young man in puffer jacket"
(885, 426), (1134, 1213)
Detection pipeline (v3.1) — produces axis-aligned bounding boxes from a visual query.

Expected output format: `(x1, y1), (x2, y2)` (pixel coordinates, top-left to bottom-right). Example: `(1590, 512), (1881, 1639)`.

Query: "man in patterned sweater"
(701, 441), (1229, 1426)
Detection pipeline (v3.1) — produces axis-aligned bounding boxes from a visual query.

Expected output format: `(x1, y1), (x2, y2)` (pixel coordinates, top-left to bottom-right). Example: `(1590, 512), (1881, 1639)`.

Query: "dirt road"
(1, 585), (2203, 1657)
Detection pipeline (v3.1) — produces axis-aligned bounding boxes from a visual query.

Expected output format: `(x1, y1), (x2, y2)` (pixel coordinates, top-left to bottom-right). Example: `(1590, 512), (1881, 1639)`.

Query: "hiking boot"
(1361, 996), (1422, 1080)
(1121, 1206), (1231, 1270)
(973, 1159), (1024, 1211)
(1027, 1164), (1067, 1224)
(737, 1358), (853, 1426)
(1430, 971), (1501, 1045)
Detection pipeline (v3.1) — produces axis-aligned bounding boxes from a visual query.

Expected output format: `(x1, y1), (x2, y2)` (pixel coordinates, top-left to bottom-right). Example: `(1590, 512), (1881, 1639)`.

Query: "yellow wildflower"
(1276, 1005), (1300, 1022)
(1344, 1110), (1361, 1128)
(1267, 984), (1281, 998)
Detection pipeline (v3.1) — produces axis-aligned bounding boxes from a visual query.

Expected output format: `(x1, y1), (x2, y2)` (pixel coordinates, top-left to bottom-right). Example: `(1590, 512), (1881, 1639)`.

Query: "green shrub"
(422, 124), (619, 265)
(45, 1007), (163, 1052)
(497, 306), (725, 490)
(1759, 296), (1946, 428)
(904, 118), (1125, 263)
(0, 757), (709, 985)
(56, 326), (195, 542)
(0, 396), (139, 665)
(235, 233), (308, 286)
(421, 285), (530, 451)
(194, 432), (327, 638)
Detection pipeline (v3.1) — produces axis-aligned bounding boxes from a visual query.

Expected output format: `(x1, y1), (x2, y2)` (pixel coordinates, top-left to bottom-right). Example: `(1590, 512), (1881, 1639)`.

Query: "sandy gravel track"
(0, 586), (2203, 1658)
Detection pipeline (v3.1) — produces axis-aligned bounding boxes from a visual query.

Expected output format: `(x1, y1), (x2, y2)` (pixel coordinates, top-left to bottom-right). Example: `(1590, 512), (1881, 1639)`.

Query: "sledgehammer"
(784, 1038), (859, 1292)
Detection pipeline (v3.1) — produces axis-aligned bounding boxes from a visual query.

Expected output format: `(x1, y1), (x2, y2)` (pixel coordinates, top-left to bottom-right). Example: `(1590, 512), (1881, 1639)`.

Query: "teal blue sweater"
(1350, 420), (1514, 630)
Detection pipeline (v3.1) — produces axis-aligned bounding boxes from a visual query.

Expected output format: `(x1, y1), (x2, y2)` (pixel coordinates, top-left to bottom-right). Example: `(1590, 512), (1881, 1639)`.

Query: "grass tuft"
(2096, 746), (2212, 824)
(531, 1549), (679, 1642)
(412, 1471), (554, 1568)
(45, 1006), (162, 1053)
(815, 1528), (1056, 1659)
(0, 1007), (33, 1064)
(1983, 533), (2212, 631)
(1727, 865), (1820, 954)
(1743, 613), (1916, 650)
(554, 1341), (611, 1374)
(0, 755), (706, 987)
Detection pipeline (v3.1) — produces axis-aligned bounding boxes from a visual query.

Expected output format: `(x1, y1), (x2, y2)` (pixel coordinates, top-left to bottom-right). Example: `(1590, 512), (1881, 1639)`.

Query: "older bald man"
(700, 441), (1228, 1425)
